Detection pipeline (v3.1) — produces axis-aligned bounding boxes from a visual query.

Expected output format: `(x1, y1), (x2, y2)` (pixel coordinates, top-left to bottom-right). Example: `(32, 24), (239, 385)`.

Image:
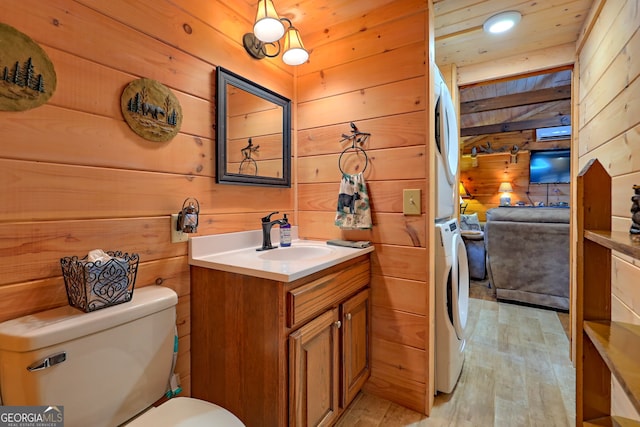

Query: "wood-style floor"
(336, 290), (576, 426)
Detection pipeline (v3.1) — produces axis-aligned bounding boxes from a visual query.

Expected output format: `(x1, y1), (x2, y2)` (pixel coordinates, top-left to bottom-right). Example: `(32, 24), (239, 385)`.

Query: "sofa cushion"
(460, 213), (482, 230)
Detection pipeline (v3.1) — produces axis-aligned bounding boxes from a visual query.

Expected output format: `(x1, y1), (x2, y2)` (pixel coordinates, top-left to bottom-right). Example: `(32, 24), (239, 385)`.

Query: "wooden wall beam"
(461, 115), (571, 137)
(460, 84), (572, 115)
(456, 43), (576, 86)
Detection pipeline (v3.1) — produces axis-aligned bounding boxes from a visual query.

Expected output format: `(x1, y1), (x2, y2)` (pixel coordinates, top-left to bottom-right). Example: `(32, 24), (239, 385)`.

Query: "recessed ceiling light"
(483, 11), (522, 34)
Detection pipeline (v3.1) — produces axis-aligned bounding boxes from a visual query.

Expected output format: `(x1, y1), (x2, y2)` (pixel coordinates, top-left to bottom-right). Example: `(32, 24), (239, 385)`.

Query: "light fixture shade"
(282, 26), (309, 66)
(498, 182), (513, 193)
(459, 181), (471, 198)
(254, 0), (285, 43)
(483, 11), (521, 34)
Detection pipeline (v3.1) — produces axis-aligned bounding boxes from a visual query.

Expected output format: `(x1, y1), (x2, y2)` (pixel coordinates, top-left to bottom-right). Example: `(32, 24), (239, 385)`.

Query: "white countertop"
(188, 228), (374, 282)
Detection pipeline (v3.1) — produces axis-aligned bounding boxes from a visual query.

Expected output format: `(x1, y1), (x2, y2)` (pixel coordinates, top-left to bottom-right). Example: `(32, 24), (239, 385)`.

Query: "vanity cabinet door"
(289, 308), (340, 427)
(341, 288), (371, 408)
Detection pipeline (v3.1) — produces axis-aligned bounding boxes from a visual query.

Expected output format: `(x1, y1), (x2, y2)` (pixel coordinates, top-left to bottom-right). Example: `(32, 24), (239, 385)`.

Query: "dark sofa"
(484, 207), (570, 310)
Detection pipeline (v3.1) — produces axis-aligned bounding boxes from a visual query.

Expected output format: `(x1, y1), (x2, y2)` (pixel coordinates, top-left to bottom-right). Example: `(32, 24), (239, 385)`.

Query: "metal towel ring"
(239, 158), (258, 175)
(239, 137), (259, 175)
(338, 145), (368, 175)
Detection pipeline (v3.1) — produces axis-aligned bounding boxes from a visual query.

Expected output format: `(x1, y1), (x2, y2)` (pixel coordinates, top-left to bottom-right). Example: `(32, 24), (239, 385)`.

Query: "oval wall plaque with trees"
(0, 23), (57, 111)
(121, 78), (183, 142)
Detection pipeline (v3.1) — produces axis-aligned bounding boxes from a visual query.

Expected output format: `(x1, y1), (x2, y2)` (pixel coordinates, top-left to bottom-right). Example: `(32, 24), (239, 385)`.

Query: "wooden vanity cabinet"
(341, 288), (370, 408)
(289, 307), (340, 427)
(191, 255), (371, 427)
(288, 288), (371, 427)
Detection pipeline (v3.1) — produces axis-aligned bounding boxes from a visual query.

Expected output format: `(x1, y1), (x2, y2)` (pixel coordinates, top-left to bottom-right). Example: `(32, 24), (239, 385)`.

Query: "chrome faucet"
(257, 211), (286, 251)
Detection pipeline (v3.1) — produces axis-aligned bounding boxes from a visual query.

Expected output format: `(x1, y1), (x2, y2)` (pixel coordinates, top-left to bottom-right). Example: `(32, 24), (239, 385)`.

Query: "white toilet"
(0, 286), (244, 427)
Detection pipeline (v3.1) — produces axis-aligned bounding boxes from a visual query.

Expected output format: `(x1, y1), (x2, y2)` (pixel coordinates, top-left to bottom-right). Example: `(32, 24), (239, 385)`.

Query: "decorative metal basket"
(60, 251), (139, 313)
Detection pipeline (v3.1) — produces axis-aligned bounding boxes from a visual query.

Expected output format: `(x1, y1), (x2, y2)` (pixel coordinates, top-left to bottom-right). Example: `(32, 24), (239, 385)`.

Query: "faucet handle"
(261, 211), (279, 222)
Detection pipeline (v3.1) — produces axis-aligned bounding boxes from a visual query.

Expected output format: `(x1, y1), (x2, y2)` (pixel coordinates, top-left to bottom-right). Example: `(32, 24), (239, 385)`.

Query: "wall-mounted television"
(529, 149), (571, 184)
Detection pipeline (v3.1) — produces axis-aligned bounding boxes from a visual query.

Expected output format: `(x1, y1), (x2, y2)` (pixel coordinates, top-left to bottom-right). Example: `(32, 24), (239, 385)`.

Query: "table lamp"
(499, 182), (513, 206)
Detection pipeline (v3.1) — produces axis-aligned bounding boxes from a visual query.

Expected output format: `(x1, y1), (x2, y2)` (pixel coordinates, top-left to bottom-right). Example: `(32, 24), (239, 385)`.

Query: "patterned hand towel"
(335, 172), (372, 229)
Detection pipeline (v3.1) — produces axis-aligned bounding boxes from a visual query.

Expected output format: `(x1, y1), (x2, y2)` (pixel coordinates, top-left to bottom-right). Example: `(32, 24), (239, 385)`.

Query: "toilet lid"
(126, 397), (244, 427)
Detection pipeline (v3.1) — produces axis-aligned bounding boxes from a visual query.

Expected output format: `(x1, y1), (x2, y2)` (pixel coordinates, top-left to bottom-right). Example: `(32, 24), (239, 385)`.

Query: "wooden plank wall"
(461, 151), (570, 222)
(295, 0), (432, 414)
(575, 0), (640, 419)
(0, 0), (295, 397)
(461, 131), (572, 156)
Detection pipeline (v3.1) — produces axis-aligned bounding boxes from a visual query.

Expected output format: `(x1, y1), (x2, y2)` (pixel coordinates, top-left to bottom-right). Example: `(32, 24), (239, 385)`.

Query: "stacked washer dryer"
(433, 65), (470, 394)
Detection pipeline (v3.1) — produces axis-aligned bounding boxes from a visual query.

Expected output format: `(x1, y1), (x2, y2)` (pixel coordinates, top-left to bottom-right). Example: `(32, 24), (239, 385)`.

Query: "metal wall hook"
(241, 138), (260, 159)
(339, 121), (371, 145)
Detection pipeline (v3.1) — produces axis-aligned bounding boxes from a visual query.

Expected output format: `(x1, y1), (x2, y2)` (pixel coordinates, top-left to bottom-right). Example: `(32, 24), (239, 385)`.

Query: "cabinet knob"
(345, 313), (352, 321)
(334, 320), (342, 329)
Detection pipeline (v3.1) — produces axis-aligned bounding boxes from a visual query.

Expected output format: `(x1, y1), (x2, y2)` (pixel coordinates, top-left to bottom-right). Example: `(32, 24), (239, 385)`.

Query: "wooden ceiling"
(242, 0), (592, 150)
(257, 0), (592, 68)
(432, 0), (590, 152)
(433, 0), (592, 68)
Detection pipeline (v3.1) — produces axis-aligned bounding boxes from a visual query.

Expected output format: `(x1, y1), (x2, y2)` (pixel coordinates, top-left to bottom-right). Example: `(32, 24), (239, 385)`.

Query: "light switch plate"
(403, 189), (421, 215)
(170, 214), (189, 243)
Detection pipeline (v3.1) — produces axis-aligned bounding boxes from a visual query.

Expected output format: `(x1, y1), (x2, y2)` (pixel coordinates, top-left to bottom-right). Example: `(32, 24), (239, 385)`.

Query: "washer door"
(441, 82), (459, 185)
(451, 233), (469, 339)
(434, 82), (449, 169)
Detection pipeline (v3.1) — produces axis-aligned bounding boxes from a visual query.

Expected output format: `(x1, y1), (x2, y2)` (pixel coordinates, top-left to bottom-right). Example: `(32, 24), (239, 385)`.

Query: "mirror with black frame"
(216, 67), (291, 187)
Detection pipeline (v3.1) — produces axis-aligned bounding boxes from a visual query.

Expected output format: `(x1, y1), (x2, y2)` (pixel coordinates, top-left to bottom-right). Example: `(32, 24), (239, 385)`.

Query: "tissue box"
(60, 251), (139, 313)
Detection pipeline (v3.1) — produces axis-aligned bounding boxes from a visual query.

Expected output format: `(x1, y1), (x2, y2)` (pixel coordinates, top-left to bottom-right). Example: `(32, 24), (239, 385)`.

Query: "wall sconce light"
(243, 0), (309, 66)
(498, 182), (513, 206)
(177, 197), (200, 233)
(483, 11), (522, 34)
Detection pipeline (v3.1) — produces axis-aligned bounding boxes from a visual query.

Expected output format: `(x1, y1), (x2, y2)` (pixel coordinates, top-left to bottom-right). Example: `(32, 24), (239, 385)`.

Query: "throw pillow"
(460, 213), (481, 231)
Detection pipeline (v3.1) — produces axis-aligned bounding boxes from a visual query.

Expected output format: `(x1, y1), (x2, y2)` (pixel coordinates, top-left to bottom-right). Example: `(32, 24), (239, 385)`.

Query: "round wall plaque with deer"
(0, 23), (57, 111)
(120, 78), (182, 142)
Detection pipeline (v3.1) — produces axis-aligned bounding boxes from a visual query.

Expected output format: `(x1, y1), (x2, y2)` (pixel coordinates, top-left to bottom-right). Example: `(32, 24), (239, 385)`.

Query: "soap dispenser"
(279, 214), (291, 247)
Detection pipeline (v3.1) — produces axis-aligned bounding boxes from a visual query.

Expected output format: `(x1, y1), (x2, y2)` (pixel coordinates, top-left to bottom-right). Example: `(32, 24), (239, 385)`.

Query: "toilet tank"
(0, 286), (178, 427)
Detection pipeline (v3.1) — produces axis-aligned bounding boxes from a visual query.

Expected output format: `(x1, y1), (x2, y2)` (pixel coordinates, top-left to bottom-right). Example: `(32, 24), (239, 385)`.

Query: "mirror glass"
(216, 67), (291, 187)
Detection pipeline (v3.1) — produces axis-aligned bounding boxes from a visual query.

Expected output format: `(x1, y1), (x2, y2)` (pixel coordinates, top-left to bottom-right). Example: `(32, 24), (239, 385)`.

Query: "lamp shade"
(253, 0), (285, 43)
(498, 182), (513, 193)
(459, 181), (471, 198)
(282, 26), (309, 65)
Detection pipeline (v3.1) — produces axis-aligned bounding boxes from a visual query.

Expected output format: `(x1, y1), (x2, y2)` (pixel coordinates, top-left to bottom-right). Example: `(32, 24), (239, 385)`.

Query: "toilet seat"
(126, 397), (245, 427)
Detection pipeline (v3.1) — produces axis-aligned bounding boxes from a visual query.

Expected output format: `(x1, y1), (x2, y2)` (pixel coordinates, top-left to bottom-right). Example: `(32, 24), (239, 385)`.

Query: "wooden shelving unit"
(577, 159), (640, 427)
(583, 416), (640, 427)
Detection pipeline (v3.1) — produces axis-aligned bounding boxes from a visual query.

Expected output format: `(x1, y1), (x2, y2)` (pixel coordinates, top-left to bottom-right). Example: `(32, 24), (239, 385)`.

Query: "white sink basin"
(189, 229), (374, 282)
(258, 245), (335, 261)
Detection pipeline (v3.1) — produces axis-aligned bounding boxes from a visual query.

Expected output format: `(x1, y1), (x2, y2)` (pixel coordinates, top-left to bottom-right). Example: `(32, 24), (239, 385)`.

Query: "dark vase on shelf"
(630, 184), (640, 241)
